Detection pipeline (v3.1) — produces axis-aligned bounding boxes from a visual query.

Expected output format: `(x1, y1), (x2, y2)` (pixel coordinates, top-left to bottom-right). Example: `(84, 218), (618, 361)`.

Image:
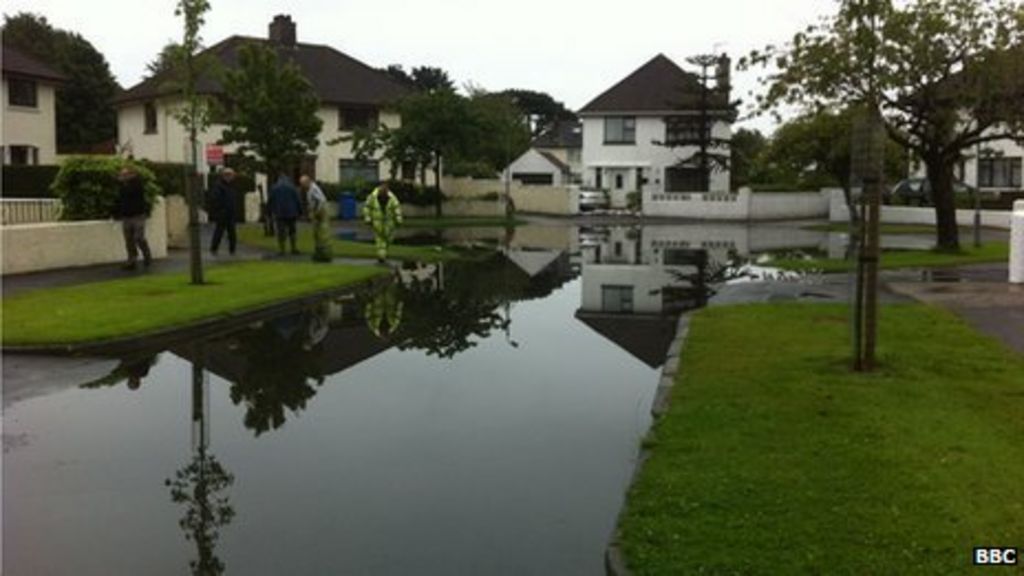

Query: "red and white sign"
(205, 144), (225, 166)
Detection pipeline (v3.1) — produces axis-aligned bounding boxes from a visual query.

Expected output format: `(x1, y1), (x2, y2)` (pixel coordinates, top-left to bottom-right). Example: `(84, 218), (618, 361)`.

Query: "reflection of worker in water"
(303, 301), (331, 351)
(363, 181), (403, 263)
(365, 283), (404, 339)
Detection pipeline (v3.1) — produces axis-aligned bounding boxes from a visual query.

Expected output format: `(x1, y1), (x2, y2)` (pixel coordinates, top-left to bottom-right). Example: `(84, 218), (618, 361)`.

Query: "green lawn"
(237, 224), (481, 262)
(2, 261), (384, 346)
(620, 303), (1024, 575)
(803, 223), (1002, 235)
(402, 216), (525, 229)
(767, 242), (1009, 273)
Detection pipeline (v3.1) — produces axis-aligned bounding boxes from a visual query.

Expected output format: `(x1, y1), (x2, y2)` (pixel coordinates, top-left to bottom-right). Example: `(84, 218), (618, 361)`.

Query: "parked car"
(886, 178), (976, 206)
(579, 189), (610, 212)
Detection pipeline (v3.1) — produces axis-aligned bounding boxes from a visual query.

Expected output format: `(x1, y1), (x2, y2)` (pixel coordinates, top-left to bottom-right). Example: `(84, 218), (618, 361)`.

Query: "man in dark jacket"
(210, 168), (238, 256)
(115, 166), (152, 270)
(268, 174), (303, 255)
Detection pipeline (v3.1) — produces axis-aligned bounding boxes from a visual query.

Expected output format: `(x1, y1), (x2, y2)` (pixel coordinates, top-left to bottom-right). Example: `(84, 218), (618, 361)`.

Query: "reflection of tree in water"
(226, 303), (331, 436)
(167, 452), (235, 576)
(167, 356), (235, 576)
(79, 354), (159, 391)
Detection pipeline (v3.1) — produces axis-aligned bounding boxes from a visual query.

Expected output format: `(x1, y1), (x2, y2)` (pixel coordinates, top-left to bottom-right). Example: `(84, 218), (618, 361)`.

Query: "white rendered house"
(578, 54), (734, 210)
(911, 130), (1023, 193)
(116, 15), (410, 183)
(1, 45), (65, 165)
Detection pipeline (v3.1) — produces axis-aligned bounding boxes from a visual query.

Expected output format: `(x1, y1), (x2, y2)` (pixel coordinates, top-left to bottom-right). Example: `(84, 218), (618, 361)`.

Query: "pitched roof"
(575, 311), (678, 369)
(579, 54), (730, 115)
(537, 150), (570, 173)
(115, 35), (410, 107)
(1, 44), (67, 83)
(532, 119), (582, 149)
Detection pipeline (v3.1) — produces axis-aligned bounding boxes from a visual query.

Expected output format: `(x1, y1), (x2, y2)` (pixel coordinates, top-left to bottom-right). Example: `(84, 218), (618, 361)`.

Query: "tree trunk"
(433, 154), (443, 219)
(925, 156), (960, 251)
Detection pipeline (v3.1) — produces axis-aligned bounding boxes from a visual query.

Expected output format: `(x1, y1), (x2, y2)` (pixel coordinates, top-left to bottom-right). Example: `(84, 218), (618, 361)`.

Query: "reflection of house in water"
(575, 226), (707, 369)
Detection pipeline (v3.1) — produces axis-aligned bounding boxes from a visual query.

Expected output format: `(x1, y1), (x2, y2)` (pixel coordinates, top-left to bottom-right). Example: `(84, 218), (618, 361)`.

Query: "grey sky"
(3, 0), (836, 132)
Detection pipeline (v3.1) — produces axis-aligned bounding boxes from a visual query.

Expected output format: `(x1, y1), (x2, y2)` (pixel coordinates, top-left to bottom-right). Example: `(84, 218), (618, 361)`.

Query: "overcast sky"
(3, 0), (836, 133)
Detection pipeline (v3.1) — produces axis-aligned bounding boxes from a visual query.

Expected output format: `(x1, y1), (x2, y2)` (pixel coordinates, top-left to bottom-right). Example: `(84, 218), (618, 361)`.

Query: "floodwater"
(2, 221), (937, 575)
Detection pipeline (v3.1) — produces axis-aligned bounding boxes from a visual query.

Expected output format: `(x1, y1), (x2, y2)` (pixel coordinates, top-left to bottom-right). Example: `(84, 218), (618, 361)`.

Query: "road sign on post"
(205, 144), (224, 167)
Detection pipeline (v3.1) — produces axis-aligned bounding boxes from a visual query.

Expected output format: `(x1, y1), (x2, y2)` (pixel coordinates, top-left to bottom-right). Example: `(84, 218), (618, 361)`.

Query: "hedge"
(2, 165), (61, 198)
(321, 179), (443, 207)
(51, 156), (161, 221)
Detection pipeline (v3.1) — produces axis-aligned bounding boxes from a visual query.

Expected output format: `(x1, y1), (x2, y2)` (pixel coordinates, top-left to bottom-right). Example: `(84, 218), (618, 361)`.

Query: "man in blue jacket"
(209, 168), (238, 256)
(268, 174), (303, 255)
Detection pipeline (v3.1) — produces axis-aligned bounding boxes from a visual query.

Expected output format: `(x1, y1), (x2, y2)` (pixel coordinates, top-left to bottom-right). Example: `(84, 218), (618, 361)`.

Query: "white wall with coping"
(439, 176), (578, 216)
(644, 188), (831, 221)
(2, 78), (59, 165)
(3, 197), (168, 275)
(828, 189), (1013, 229)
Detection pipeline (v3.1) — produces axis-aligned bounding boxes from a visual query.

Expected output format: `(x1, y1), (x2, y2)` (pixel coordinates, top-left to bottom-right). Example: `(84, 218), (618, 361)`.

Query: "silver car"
(579, 189), (609, 212)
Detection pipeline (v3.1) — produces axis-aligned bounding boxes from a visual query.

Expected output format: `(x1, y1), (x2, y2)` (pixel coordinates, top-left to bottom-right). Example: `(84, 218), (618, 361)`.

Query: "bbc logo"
(973, 547), (1018, 566)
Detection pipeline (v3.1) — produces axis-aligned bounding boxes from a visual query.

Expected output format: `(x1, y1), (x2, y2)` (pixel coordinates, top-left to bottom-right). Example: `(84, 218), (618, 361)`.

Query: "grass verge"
(620, 303), (1024, 575)
(767, 242), (1009, 273)
(237, 224), (483, 262)
(2, 261), (384, 345)
(402, 216), (525, 228)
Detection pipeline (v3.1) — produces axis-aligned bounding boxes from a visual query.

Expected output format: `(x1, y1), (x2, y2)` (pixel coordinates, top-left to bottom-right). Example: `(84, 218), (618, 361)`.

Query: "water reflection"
(167, 350), (235, 576)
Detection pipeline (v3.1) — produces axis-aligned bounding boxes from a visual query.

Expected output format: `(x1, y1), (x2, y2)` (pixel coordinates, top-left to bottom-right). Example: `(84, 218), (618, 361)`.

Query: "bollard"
(1011, 200), (1024, 284)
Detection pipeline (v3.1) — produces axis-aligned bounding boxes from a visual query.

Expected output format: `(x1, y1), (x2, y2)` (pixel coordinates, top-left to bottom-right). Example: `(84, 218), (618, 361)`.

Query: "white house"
(578, 54), (734, 209)
(1, 44), (65, 165)
(504, 148), (573, 186)
(911, 131), (1023, 193)
(504, 120), (582, 186)
(115, 15), (410, 183)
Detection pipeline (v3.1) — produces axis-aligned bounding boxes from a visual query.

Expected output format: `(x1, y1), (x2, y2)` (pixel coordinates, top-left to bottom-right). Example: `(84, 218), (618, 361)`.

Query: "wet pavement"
(2, 220), (1016, 574)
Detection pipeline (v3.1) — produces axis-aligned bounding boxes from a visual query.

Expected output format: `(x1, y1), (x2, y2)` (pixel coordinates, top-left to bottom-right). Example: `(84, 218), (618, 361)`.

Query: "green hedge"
(51, 156), (161, 221)
(321, 179), (443, 207)
(2, 165), (61, 198)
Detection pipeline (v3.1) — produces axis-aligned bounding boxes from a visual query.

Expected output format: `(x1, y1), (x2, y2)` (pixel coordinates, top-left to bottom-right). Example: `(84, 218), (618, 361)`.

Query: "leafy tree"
(219, 43), (323, 179)
(741, 0), (1024, 249)
(410, 66), (455, 92)
(450, 91), (531, 177)
(2, 13), (119, 151)
(499, 88), (576, 136)
(383, 63), (414, 87)
(146, 41), (184, 78)
(729, 128), (768, 188)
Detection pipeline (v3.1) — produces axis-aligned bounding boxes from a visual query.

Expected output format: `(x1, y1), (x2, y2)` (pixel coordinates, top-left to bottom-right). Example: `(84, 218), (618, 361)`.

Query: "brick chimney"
(269, 15), (296, 47)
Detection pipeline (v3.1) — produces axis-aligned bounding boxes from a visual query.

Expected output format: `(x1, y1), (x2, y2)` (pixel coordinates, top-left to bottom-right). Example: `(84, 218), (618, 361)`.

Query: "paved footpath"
(886, 264), (1024, 355)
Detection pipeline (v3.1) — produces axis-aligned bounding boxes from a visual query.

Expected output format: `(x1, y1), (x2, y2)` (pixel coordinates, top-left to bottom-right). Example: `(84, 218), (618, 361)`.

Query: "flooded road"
(2, 221), (940, 575)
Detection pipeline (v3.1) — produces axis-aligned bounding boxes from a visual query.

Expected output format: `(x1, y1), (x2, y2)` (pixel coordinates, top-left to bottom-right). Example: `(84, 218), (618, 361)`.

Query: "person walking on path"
(115, 166), (152, 271)
(363, 181), (403, 263)
(210, 168), (238, 256)
(269, 174), (303, 255)
(300, 175), (333, 262)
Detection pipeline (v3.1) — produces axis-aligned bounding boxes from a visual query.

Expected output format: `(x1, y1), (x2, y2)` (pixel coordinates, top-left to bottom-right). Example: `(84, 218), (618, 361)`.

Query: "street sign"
(205, 144), (224, 166)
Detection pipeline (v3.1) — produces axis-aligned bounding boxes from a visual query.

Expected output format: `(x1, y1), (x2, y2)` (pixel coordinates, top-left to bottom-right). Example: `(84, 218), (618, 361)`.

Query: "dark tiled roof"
(532, 120), (582, 149)
(537, 150), (570, 174)
(579, 54), (730, 115)
(575, 311), (678, 369)
(115, 36), (409, 106)
(1, 44), (67, 83)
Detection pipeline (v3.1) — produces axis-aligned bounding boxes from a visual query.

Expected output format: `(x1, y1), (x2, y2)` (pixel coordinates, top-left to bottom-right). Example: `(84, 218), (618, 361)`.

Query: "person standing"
(363, 181), (403, 263)
(300, 175), (332, 262)
(115, 166), (152, 271)
(269, 174), (302, 255)
(210, 168), (238, 256)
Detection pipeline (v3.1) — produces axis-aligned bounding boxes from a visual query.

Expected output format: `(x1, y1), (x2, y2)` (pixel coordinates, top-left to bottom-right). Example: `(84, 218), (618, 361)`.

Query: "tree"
(2, 13), (119, 151)
(499, 89), (576, 136)
(729, 128), (768, 188)
(383, 64), (414, 87)
(450, 91), (531, 177)
(742, 0), (1024, 250)
(146, 41), (184, 78)
(410, 66), (455, 92)
(173, 0), (213, 285)
(220, 43), (323, 180)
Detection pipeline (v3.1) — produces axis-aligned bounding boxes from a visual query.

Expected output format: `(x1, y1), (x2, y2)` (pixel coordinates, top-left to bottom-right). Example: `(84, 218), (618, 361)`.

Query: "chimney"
(269, 15), (296, 47)
(715, 53), (731, 94)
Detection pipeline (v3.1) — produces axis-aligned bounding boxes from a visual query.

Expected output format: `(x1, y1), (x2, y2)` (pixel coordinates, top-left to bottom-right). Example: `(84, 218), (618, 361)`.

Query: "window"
(614, 174), (624, 189)
(601, 285), (634, 313)
(665, 166), (706, 192)
(604, 117), (636, 144)
(978, 157), (1022, 188)
(401, 161), (417, 181)
(7, 145), (38, 166)
(144, 102), (158, 134)
(339, 159), (380, 183)
(665, 118), (710, 145)
(8, 78), (38, 108)
(339, 107), (378, 131)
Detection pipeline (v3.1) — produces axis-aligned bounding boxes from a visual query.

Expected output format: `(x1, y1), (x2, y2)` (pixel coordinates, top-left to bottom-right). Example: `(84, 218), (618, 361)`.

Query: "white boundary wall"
(3, 197), (168, 275)
(1011, 200), (1023, 284)
(643, 188), (831, 221)
(828, 189), (1013, 229)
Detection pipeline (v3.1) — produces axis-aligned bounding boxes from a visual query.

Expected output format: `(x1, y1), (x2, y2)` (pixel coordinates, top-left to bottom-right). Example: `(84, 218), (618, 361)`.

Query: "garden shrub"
(51, 156), (161, 221)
